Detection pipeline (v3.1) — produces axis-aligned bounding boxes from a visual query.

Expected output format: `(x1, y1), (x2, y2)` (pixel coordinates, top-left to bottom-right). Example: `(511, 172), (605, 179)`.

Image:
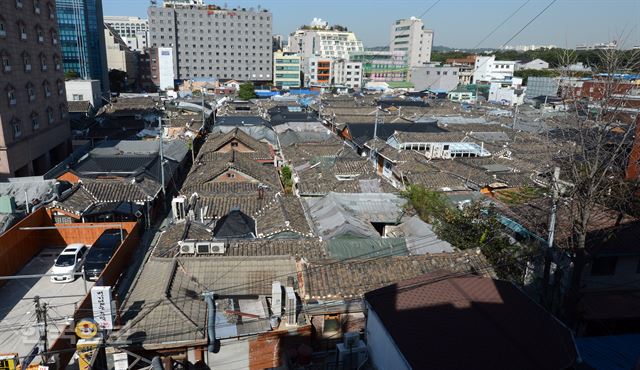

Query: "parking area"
(0, 248), (95, 357)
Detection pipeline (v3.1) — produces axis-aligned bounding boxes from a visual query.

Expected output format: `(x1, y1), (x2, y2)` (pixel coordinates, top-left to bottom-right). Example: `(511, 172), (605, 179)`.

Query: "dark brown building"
(0, 0), (71, 177)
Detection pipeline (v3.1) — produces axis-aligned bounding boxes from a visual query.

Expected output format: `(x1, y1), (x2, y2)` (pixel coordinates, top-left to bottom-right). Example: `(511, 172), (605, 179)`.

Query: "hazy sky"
(103, 0), (640, 49)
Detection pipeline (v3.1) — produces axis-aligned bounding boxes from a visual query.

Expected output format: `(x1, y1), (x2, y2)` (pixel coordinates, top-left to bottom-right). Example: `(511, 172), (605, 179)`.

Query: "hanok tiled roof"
(393, 131), (468, 143)
(67, 100), (92, 113)
(302, 249), (493, 300)
(113, 255), (299, 349)
(51, 184), (98, 215)
(153, 221), (324, 259)
(255, 194), (314, 238)
(183, 152), (281, 191)
(199, 128), (273, 161)
(364, 273), (577, 370)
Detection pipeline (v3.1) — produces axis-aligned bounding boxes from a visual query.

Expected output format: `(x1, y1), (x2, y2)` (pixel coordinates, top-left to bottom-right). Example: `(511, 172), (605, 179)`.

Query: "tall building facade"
(148, 2), (273, 81)
(104, 16), (148, 52)
(288, 25), (364, 60)
(56, 0), (109, 93)
(0, 0), (71, 177)
(390, 17), (433, 67)
(104, 24), (138, 87)
(273, 51), (300, 89)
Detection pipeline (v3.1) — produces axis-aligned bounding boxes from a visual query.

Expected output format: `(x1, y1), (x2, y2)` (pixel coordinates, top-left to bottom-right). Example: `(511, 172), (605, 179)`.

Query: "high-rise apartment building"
(56, 0), (109, 93)
(273, 51), (300, 89)
(104, 16), (149, 52)
(0, 0), (71, 177)
(288, 21), (364, 60)
(390, 17), (433, 67)
(148, 1), (273, 81)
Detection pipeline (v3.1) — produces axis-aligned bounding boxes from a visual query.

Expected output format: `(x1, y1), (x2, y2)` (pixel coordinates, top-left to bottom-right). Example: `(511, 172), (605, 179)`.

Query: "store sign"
(91, 286), (113, 330)
(0, 354), (18, 370)
(75, 318), (99, 339)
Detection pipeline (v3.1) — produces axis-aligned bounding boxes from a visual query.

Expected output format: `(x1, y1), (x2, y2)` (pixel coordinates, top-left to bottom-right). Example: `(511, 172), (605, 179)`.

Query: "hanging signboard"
(91, 286), (113, 330)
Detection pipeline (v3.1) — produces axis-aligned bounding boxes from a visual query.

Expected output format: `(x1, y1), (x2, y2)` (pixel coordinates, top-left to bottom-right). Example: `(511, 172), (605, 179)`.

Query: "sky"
(103, 0), (640, 49)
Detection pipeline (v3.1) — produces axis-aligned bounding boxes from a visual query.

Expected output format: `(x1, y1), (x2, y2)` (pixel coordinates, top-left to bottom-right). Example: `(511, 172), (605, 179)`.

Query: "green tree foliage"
(514, 69), (560, 85)
(281, 165), (293, 193)
(108, 69), (128, 93)
(238, 82), (256, 100)
(401, 185), (526, 281)
(64, 70), (80, 80)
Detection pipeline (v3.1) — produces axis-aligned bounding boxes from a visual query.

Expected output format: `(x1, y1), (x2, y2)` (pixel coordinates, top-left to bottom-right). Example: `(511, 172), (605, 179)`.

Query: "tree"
(238, 82), (256, 100)
(401, 185), (526, 281)
(109, 69), (128, 93)
(549, 48), (640, 325)
(281, 165), (293, 194)
(64, 70), (80, 80)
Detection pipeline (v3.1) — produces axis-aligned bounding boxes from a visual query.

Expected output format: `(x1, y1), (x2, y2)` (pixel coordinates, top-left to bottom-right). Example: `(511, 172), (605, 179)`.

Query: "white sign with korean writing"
(91, 286), (113, 330)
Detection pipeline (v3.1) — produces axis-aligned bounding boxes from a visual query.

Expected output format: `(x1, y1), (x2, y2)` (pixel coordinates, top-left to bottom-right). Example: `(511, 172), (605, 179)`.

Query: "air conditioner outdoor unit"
(196, 242), (210, 254)
(209, 242), (226, 254)
(343, 332), (360, 348)
(336, 341), (367, 370)
(179, 241), (195, 254)
(285, 287), (296, 327)
(171, 196), (186, 221)
(271, 281), (283, 318)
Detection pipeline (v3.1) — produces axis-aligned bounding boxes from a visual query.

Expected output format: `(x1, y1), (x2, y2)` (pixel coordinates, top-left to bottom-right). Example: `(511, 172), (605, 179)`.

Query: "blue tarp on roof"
(255, 90), (279, 97)
(576, 334), (640, 370)
(288, 89), (319, 95)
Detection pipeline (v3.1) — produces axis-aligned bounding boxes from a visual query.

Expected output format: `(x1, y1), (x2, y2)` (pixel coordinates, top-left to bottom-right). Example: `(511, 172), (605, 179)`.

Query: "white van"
(51, 244), (87, 283)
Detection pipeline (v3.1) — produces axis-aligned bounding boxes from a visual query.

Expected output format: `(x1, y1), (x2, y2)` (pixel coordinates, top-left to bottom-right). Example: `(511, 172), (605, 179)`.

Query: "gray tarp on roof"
(305, 192), (405, 239)
(91, 140), (189, 162)
(0, 178), (58, 208)
(326, 238), (408, 260)
(387, 216), (454, 254)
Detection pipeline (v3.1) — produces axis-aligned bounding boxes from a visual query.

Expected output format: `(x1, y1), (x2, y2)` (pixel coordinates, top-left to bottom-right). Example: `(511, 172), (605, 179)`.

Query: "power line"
(501, 0), (559, 49)
(472, 0), (531, 50)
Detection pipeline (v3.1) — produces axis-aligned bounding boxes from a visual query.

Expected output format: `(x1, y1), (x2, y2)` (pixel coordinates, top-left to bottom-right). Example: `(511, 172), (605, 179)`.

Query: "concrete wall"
(410, 65), (460, 92)
(582, 255), (640, 292)
(65, 80), (102, 108)
(366, 306), (411, 370)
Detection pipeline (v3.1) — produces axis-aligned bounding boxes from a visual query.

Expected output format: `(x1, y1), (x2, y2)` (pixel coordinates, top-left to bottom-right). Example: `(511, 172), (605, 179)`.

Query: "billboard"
(91, 286), (114, 330)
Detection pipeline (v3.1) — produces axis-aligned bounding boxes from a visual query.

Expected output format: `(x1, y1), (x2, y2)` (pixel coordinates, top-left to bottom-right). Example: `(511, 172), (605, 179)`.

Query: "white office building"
(104, 16), (149, 52)
(288, 20), (364, 60)
(158, 47), (175, 91)
(333, 59), (363, 89)
(473, 55), (515, 83)
(390, 17), (433, 67)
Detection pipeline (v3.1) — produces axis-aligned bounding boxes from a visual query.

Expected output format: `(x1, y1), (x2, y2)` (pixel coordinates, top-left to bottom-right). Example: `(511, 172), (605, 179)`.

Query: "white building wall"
(158, 47), (175, 91)
(366, 306), (412, 370)
(473, 56), (515, 83)
(390, 17), (433, 67)
(65, 80), (102, 108)
(333, 60), (362, 89)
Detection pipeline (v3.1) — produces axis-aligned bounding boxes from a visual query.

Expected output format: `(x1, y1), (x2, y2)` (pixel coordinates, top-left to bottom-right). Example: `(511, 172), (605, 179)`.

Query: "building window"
(46, 107), (54, 124)
(33, 0), (41, 14)
(0, 17), (6, 37)
(72, 94), (83, 101)
(18, 21), (27, 40)
(50, 29), (58, 45)
(36, 26), (44, 43)
(22, 52), (31, 72)
(1, 51), (10, 72)
(591, 256), (618, 276)
(13, 119), (22, 138)
(40, 53), (47, 71)
(53, 54), (60, 71)
(59, 103), (66, 118)
(31, 112), (39, 130)
(6, 86), (17, 106)
(26, 82), (35, 101)
(16, 0), (23, 8)
(47, 2), (55, 19)
(43, 80), (50, 97)
(56, 79), (63, 95)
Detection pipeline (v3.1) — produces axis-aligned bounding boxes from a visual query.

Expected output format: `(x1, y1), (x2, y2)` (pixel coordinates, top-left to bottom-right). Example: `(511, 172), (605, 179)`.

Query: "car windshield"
(86, 247), (114, 263)
(55, 254), (76, 267)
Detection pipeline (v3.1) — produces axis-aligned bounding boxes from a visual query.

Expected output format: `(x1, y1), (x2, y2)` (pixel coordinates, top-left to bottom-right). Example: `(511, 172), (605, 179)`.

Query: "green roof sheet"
(326, 237), (408, 260)
(387, 81), (414, 88)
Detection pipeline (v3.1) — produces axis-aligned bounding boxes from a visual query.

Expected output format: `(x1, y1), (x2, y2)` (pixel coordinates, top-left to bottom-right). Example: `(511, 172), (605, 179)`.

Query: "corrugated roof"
(326, 238), (408, 260)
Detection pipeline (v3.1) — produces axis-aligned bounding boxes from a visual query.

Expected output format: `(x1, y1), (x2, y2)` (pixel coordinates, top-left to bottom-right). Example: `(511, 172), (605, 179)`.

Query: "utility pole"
(201, 90), (206, 129)
(542, 167), (560, 307)
(34, 296), (49, 363)
(158, 117), (166, 199)
(512, 102), (519, 130)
